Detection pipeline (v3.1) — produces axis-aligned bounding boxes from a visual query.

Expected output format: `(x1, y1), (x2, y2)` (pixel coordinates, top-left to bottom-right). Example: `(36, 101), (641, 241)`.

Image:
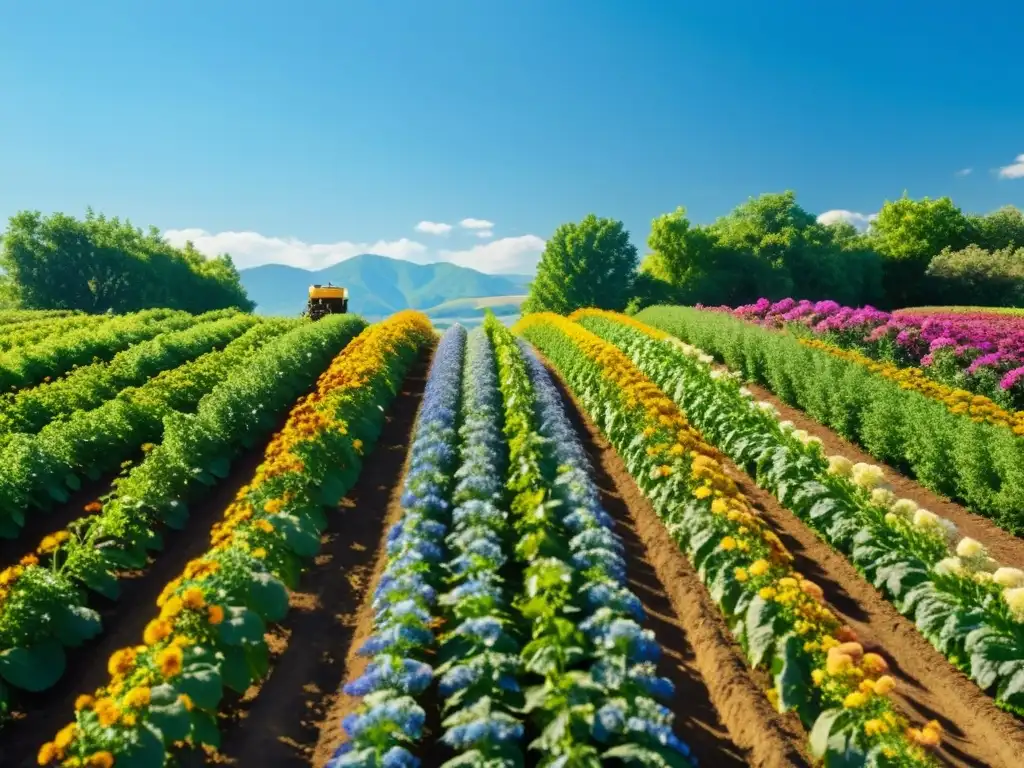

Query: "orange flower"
(207, 604), (225, 625)
(106, 647), (136, 677)
(156, 645), (184, 678)
(86, 752), (115, 768)
(83, 501), (102, 514)
(74, 694), (95, 711)
(143, 618), (172, 646)
(181, 587), (205, 610)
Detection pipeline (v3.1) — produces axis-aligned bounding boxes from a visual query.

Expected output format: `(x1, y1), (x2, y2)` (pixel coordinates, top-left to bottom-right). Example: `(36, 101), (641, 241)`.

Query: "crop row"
(0, 314), (366, 711)
(0, 319), (293, 540)
(636, 306), (1024, 535)
(0, 314), (110, 352)
(519, 312), (943, 768)
(0, 308), (238, 393)
(0, 310), (78, 327)
(36, 311), (433, 767)
(575, 309), (1024, 715)
(0, 312), (263, 436)
(338, 316), (692, 767)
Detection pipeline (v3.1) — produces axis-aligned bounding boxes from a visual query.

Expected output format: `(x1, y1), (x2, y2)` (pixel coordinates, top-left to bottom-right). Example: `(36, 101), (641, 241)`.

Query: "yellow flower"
(758, 587), (776, 600)
(107, 647), (136, 677)
(874, 675), (896, 695)
(864, 718), (888, 736)
(178, 693), (194, 711)
(38, 742), (59, 766)
(123, 686), (151, 709)
(734, 567), (748, 582)
(86, 753), (115, 768)
(54, 723), (76, 750)
(160, 595), (184, 619)
(353, 438), (364, 454)
(156, 646), (184, 678)
(843, 691), (869, 709)
(749, 559), (770, 577)
(182, 587), (205, 610)
(74, 694), (94, 711)
(207, 604), (225, 625)
(720, 536), (737, 551)
(252, 547), (267, 559)
(93, 697), (120, 727)
(143, 618), (172, 646)
(693, 486), (713, 500)
(811, 669), (825, 685)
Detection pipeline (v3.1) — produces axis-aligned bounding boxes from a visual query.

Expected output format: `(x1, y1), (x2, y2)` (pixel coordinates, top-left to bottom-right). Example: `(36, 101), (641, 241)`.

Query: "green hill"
(423, 295), (527, 318)
(240, 255), (527, 318)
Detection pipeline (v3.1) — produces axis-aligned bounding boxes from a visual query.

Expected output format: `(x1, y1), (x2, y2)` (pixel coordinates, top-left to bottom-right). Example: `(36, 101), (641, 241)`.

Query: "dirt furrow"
(745, 381), (1024, 567)
(549, 368), (811, 768)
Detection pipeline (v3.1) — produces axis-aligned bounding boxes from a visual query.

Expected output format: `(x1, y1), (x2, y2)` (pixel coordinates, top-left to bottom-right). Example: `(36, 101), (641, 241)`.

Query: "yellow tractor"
(304, 284), (349, 320)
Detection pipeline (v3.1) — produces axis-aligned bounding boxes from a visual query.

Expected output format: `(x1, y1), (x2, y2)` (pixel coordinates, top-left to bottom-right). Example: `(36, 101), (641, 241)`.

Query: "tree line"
(524, 193), (1024, 315)
(0, 208), (254, 314)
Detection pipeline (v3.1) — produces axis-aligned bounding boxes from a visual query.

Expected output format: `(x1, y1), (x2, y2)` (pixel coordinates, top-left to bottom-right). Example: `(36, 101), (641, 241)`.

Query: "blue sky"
(1, 0), (1022, 274)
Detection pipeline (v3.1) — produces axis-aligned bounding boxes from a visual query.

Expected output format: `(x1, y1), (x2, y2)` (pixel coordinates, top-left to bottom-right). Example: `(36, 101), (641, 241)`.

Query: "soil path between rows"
(546, 366), (811, 768)
(745, 381), (1024, 567)
(205, 352), (430, 768)
(1, 433), (281, 767)
(719, 451), (1024, 768)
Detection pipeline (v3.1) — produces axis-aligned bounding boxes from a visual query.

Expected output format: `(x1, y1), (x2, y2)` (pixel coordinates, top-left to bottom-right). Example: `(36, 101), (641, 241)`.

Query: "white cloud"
(816, 210), (877, 232)
(954, 167), (973, 177)
(414, 220), (452, 235)
(163, 228), (428, 271)
(475, 230), (494, 239)
(998, 154), (1024, 179)
(440, 235), (546, 274)
(459, 218), (495, 230)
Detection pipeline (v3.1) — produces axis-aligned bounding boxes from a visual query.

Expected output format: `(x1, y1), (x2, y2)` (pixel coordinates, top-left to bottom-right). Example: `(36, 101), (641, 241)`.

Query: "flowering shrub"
(729, 298), (1024, 411)
(36, 312), (432, 767)
(519, 312), (940, 768)
(333, 323), (466, 767)
(0, 315), (364, 711)
(637, 305), (1024, 535)
(574, 308), (1024, 716)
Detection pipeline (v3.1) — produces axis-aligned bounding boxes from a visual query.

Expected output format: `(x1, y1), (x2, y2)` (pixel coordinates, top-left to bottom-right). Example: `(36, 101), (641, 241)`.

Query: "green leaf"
(207, 455), (231, 478)
(51, 605), (102, 647)
(189, 709), (222, 748)
(772, 633), (811, 722)
(217, 606), (265, 647)
(272, 513), (321, 558)
(116, 723), (166, 768)
(248, 570), (289, 621)
(177, 665), (223, 710)
(0, 642), (66, 692)
(745, 595), (780, 667)
(220, 645), (253, 693)
(809, 708), (847, 758)
(148, 695), (191, 742)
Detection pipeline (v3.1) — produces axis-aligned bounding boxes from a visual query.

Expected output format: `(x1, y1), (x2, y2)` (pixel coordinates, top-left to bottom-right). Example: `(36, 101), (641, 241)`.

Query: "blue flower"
(626, 716), (692, 757)
(343, 657), (434, 697)
(453, 617), (504, 646)
(358, 624), (434, 656)
(381, 746), (420, 768)
(593, 703), (626, 742)
(438, 664), (481, 695)
(442, 716), (524, 749)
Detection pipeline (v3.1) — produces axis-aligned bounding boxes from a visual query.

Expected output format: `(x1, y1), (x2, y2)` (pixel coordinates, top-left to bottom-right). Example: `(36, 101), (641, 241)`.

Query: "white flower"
(871, 488), (897, 508)
(698, 354), (714, 365)
(778, 420), (794, 433)
(890, 498), (918, 518)
(851, 463), (886, 490)
(913, 509), (940, 529)
(739, 387), (753, 399)
(710, 370), (724, 380)
(993, 567), (1024, 588)
(884, 512), (900, 527)
(791, 429), (810, 444)
(827, 455), (854, 477)
(955, 537), (986, 560)
(755, 401), (778, 417)
(1003, 587), (1024, 622)
(933, 557), (964, 577)
(974, 571), (994, 585)
(937, 518), (958, 542)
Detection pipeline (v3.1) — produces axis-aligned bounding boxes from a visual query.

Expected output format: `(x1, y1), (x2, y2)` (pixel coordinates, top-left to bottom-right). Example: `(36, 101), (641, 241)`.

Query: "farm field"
(1, 306), (1023, 768)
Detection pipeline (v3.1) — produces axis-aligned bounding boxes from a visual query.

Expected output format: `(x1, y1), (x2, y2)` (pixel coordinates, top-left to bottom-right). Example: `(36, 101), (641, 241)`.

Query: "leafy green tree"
(0, 209), (254, 313)
(869, 195), (973, 307)
(926, 244), (1024, 307)
(968, 205), (1024, 252)
(524, 214), (638, 314)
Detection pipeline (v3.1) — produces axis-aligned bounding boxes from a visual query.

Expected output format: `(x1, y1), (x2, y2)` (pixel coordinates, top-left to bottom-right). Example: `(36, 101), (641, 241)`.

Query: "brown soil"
(0, 435), (279, 767)
(549, 368), (811, 768)
(746, 381), (1024, 568)
(205, 353), (430, 768)
(719, 452), (1024, 768)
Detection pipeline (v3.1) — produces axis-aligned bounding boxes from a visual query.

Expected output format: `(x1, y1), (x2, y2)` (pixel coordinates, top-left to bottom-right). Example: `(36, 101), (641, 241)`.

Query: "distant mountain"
(240, 255), (528, 318)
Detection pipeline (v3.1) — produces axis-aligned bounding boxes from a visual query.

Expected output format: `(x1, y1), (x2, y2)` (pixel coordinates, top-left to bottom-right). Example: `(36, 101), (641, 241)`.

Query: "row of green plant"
(0, 314), (109, 352)
(518, 312), (943, 768)
(0, 309), (78, 326)
(0, 319), (293, 540)
(0, 308), (232, 393)
(0, 312), (262, 436)
(636, 306), (1024, 535)
(34, 312), (432, 767)
(576, 309), (1024, 715)
(0, 314), (365, 715)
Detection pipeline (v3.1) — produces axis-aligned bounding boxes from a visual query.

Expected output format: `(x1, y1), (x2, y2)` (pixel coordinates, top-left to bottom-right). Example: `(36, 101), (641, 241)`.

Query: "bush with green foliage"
(0, 208), (254, 314)
(925, 244), (1024, 307)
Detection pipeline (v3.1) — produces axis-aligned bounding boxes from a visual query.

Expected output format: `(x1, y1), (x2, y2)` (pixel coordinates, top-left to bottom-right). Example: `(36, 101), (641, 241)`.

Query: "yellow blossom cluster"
(799, 337), (1024, 436)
